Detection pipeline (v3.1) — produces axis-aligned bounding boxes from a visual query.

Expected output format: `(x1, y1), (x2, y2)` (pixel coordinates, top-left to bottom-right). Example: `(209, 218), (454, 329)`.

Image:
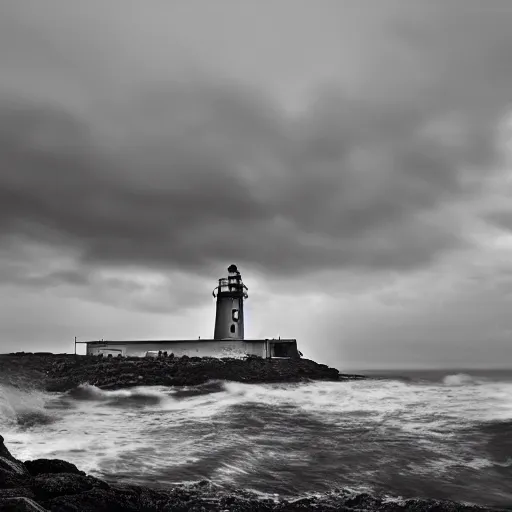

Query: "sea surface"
(2, 369), (512, 507)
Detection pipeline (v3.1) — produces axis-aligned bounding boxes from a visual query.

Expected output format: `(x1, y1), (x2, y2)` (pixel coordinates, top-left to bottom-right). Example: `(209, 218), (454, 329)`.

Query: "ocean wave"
(171, 380), (227, 399)
(0, 383), (55, 429)
(67, 383), (165, 407)
(442, 373), (483, 386)
(64, 380), (374, 421)
(6, 377), (512, 507)
(57, 376), (512, 429)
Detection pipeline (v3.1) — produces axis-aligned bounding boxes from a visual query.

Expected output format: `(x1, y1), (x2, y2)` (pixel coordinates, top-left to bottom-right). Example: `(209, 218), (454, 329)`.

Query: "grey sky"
(1, 0), (512, 368)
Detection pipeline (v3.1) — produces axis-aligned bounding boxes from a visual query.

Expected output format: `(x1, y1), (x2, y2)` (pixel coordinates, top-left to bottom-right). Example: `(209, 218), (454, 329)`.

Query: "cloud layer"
(0, 85), (484, 279)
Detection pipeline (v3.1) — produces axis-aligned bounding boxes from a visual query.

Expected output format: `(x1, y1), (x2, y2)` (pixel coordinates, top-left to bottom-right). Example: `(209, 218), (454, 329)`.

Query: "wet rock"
(46, 485), (144, 512)
(35, 355), (353, 392)
(0, 437), (13, 463)
(0, 497), (48, 511)
(0, 469), (28, 490)
(0, 436), (28, 477)
(24, 459), (85, 477)
(45, 490), (125, 512)
(31, 473), (98, 501)
(0, 436), (30, 492)
(0, 487), (36, 501)
(0, 439), (39, 510)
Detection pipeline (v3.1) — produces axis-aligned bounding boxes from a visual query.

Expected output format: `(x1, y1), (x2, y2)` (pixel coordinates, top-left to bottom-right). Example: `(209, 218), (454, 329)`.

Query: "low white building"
(83, 338), (299, 359)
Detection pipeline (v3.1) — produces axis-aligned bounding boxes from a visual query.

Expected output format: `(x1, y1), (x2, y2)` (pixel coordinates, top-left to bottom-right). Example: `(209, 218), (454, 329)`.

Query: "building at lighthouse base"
(81, 338), (299, 359)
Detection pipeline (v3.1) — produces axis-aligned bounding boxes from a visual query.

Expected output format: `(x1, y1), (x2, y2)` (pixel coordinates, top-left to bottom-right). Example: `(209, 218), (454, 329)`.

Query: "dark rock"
(0, 352), (360, 392)
(0, 439), (40, 510)
(0, 487), (36, 500)
(0, 497), (47, 511)
(0, 437), (26, 472)
(0, 437), (11, 462)
(31, 473), (96, 501)
(24, 459), (85, 477)
(0, 469), (28, 490)
(0, 436), (29, 485)
(341, 491), (382, 509)
(45, 488), (135, 512)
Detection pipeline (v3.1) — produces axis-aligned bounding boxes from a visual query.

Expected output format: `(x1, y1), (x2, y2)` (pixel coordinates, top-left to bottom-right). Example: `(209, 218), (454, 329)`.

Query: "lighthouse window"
(232, 309), (239, 322)
(230, 324), (236, 333)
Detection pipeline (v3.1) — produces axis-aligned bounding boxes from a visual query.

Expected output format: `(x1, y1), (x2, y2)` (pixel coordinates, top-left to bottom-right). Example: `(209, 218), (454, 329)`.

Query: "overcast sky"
(1, 0), (512, 369)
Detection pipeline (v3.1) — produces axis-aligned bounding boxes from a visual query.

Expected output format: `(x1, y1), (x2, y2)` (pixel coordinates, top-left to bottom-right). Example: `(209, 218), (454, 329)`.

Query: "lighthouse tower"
(212, 264), (248, 340)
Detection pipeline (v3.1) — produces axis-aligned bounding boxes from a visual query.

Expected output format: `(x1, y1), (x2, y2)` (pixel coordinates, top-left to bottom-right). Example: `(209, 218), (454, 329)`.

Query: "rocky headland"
(0, 352), (364, 393)
(0, 434), (505, 512)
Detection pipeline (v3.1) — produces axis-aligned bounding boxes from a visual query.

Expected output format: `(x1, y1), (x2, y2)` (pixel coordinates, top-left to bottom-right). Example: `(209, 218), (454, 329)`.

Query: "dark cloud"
(0, 83), (494, 279)
(0, 249), (207, 315)
(0, 1), (511, 284)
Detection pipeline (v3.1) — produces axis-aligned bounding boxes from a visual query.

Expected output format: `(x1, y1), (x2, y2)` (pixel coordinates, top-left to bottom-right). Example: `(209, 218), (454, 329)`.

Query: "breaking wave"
(67, 384), (164, 407)
(442, 373), (483, 386)
(0, 384), (55, 429)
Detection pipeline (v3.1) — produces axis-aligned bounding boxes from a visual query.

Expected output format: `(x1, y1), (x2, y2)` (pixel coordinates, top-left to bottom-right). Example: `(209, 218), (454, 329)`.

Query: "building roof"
(77, 338), (297, 345)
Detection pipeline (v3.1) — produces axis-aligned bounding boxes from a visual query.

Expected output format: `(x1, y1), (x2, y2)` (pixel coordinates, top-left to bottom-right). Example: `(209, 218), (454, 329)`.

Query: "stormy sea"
(1, 369), (512, 508)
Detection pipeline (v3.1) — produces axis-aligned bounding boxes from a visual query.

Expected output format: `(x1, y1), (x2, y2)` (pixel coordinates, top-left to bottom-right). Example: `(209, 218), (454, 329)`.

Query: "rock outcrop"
(0, 434), (38, 510)
(46, 355), (364, 392)
(0, 435), (505, 512)
(0, 353), (364, 393)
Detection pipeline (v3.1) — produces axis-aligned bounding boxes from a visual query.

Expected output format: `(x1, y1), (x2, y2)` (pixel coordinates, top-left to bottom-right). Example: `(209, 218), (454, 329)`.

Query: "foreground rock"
(0, 353), (364, 392)
(0, 435), (504, 512)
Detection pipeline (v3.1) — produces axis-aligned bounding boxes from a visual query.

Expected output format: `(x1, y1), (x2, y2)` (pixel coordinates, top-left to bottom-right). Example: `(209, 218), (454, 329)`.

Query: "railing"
(212, 278), (248, 298)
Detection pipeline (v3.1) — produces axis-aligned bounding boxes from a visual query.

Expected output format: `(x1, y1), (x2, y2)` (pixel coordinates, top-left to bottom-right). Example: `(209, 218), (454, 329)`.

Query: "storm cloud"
(0, 84), (486, 278)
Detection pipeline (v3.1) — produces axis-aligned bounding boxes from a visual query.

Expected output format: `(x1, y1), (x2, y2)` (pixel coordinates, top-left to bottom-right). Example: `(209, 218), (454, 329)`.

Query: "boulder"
(24, 459), (85, 477)
(0, 438), (38, 510)
(31, 473), (106, 501)
(0, 435), (30, 490)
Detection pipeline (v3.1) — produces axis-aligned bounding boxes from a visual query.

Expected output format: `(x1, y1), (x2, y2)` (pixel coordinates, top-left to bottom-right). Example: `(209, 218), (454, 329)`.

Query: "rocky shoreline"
(0, 353), (364, 392)
(0, 435), (505, 512)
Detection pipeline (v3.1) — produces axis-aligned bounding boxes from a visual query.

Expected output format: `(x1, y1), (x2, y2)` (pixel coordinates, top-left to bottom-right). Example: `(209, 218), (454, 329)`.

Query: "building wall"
(268, 340), (299, 358)
(86, 340), (267, 358)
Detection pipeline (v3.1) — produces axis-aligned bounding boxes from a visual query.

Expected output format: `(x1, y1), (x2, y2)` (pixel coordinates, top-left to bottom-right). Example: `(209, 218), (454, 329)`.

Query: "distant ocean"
(2, 368), (512, 507)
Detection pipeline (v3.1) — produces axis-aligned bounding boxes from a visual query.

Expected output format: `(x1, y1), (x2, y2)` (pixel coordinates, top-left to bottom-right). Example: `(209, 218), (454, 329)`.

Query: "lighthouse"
(83, 263), (299, 359)
(212, 264), (248, 340)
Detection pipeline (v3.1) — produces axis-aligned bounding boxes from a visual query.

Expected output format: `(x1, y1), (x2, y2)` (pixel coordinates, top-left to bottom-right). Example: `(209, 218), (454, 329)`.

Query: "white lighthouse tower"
(212, 264), (248, 340)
